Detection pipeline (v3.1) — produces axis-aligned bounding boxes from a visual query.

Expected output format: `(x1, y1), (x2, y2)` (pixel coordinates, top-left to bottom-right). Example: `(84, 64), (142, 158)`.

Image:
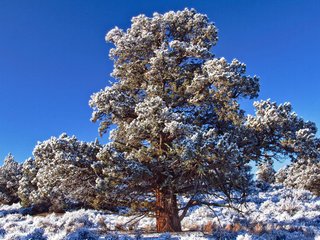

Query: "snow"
(0, 184), (319, 239)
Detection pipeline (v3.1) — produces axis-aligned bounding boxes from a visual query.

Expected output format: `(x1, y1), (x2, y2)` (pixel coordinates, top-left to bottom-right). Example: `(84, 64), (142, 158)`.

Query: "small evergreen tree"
(0, 154), (22, 205)
(89, 9), (319, 232)
(18, 133), (110, 212)
(256, 161), (276, 184)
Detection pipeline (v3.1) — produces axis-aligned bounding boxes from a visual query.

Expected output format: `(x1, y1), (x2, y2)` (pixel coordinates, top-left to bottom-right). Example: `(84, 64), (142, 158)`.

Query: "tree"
(18, 133), (110, 212)
(89, 9), (319, 232)
(0, 154), (22, 205)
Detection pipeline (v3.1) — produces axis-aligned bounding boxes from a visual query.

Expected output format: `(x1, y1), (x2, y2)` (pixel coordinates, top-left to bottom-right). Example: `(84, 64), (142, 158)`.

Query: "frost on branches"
(0, 154), (22, 205)
(18, 133), (111, 213)
(89, 9), (320, 232)
(246, 100), (320, 162)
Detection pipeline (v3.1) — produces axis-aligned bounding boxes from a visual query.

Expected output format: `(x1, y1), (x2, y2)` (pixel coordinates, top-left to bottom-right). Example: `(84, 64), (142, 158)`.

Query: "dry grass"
(224, 223), (243, 232)
(202, 221), (216, 234)
(250, 222), (265, 234)
(142, 223), (156, 232)
(115, 223), (126, 231)
(232, 223), (242, 232)
(65, 222), (85, 234)
(97, 216), (109, 233)
(200, 221), (269, 235)
(38, 220), (60, 234)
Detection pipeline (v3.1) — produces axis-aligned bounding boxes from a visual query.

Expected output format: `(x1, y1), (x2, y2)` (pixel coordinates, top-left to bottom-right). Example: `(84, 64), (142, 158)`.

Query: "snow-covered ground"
(0, 184), (320, 239)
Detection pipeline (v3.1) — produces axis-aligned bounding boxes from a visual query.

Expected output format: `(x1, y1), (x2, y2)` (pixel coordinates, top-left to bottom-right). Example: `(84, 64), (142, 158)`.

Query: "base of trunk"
(155, 189), (182, 232)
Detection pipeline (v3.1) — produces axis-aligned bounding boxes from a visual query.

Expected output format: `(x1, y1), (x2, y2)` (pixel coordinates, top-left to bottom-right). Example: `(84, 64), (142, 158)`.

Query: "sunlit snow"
(1, 184), (319, 239)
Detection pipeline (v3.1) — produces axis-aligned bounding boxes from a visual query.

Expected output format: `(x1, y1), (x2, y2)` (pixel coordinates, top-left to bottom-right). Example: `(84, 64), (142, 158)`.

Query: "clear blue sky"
(1, 0), (320, 167)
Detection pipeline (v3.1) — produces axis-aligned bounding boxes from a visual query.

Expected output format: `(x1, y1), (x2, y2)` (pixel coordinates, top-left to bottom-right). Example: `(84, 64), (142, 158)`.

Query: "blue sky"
(0, 0), (320, 167)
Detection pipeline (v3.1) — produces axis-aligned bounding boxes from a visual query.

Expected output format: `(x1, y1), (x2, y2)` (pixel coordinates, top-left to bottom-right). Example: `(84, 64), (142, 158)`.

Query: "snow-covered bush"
(276, 158), (320, 196)
(18, 133), (111, 212)
(0, 154), (22, 205)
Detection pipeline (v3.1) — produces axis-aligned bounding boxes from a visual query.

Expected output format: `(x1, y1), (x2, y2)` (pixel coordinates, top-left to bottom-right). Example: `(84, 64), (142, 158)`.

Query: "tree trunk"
(155, 188), (182, 232)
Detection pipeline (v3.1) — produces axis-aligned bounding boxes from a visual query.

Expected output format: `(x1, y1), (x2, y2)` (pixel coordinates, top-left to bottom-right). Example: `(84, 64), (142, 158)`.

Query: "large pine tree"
(90, 9), (319, 232)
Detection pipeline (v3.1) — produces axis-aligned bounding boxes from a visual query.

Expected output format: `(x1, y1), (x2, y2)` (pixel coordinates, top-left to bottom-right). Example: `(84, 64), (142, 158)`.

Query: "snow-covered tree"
(89, 9), (319, 232)
(276, 158), (320, 196)
(256, 161), (276, 184)
(18, 133), (111, 212)
(0, 154), (22, 205)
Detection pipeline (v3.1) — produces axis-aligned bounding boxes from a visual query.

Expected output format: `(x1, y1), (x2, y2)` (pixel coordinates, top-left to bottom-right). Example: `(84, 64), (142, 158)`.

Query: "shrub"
(18, 133), (112, 212)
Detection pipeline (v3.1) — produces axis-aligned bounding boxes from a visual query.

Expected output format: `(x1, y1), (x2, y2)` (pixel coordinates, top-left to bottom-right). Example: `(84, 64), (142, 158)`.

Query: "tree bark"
(155, 188), (182, 232)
